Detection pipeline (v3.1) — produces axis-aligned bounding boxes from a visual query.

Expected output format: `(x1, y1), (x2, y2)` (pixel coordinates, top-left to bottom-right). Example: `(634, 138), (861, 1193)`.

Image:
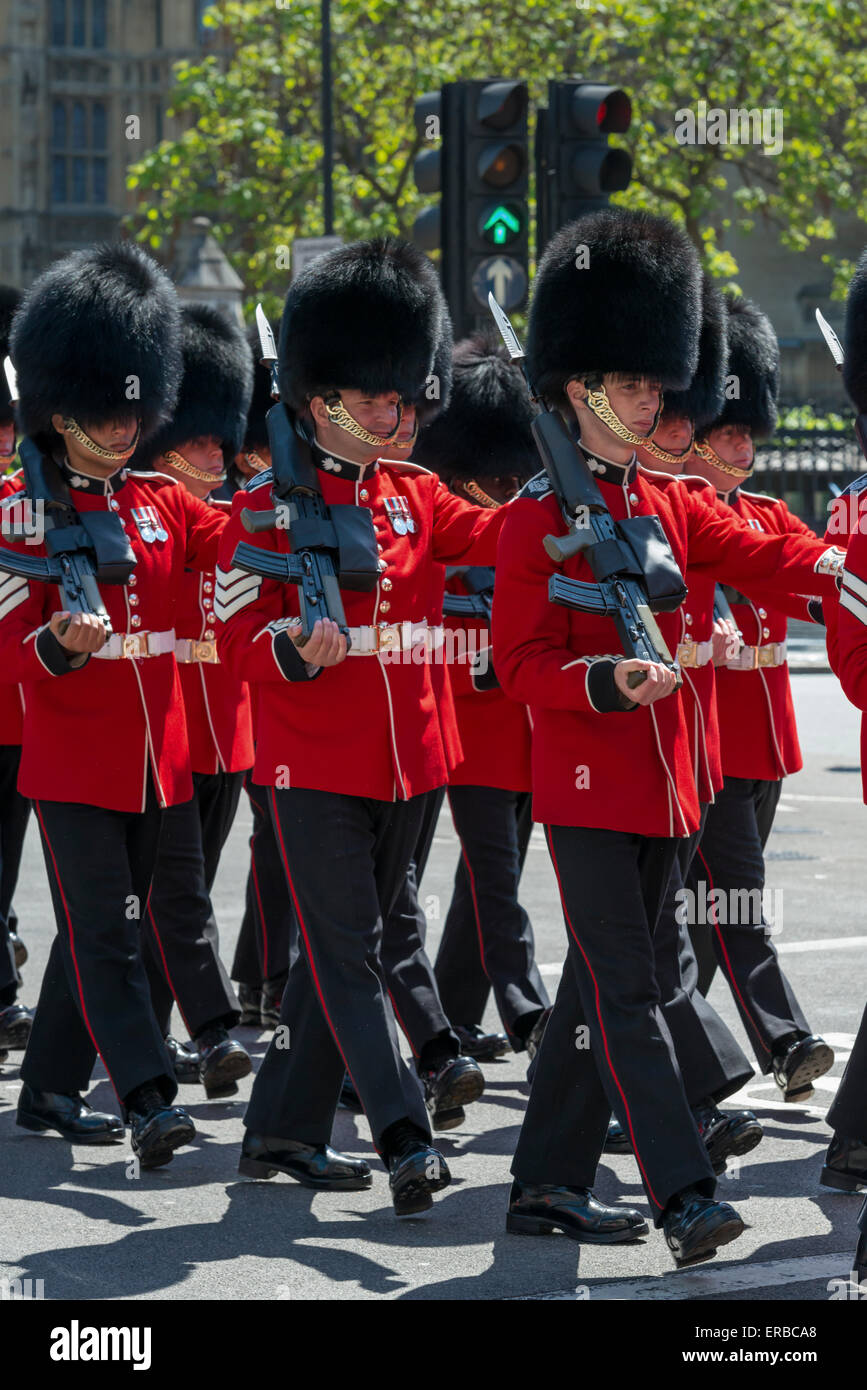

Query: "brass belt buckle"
(123, 634), (144, 659)
(757, 645), (777, 668)
(192, 639), (217, 663)
(377, 623), (399, 652)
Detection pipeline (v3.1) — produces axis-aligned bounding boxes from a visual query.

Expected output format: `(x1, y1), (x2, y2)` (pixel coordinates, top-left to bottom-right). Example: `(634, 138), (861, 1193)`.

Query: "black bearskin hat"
(527, 209), (702, 408)
(243, 321), (278, 454)
(662, 275), (728, 430)
(708, 293), (779, 440)
(0, 286), (21, 424)
(414, 331), (538, 482)
(277, 237), (442, 412)
(843, 248), (867, 414)
(133, 303), (253, 469)
(9, 242), (182, 448)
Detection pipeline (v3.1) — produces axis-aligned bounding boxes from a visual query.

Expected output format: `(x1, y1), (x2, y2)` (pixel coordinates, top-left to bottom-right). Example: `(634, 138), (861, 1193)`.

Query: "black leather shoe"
(9, 930), (27, 969)
(337, 1073), (364, 1114)
(0, 1002), (32, 1050)
(387, 1136), (451, 1216)
(820, 1133), (867, 1192)
(604, 1116), (632, 1154)
(454, 1024), (511, 1061)
(694, 1100), (763, 1175)
(238, 1133), (373, 1189)
(506, 1180), (648, 1242)
(237, 984), (263, 1028)
(525, 1007), (552, 1061)
(164, 1034), (201, 1085)
(420, 1055), (484, 1131)
(127, 1083), (195, 1169)
(260, 973), (287, 1030)
(17, 1084), (124, 1144)
(663, 1188), (745, 1267)
(194, 1025), (252, 1099)
(772, 1034), (834, 1102)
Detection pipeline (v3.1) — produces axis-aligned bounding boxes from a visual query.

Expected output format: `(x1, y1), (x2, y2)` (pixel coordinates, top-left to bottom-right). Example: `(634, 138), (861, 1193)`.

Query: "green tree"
(126, 0), (867, 312)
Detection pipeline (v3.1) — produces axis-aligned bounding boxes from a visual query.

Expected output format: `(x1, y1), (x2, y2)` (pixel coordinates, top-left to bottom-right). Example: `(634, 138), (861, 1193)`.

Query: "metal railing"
(751, 422), (865, 534)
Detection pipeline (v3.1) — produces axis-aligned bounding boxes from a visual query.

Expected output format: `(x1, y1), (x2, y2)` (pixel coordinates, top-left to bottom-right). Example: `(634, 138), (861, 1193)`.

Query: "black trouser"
(513, 825), (715, 1225)
(231, 771), (297, 989)
(0, 745), (31, 1005)
(21, 780), (175, 1112)
(434, 787), (547, 1047)
(686, 775), (809, 1070)
(655, 811), (754, 1106)
(144, 769), (244, 1039)
(379, 788), (459, 1066)
(244, 787), (431, 1152)
(829, 1002), (867, 1141)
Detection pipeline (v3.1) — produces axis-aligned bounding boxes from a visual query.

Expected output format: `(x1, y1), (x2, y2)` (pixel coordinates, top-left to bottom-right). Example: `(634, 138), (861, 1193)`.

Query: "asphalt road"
(1, 669), (865, 1308)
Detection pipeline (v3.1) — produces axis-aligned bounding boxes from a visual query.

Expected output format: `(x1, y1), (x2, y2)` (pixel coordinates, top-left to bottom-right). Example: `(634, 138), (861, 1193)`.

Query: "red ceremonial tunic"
(493, 459), (843, 837)
(0, 469), (26, 744)
(0, 464), (226, 812)
(443, 567), (532, 792)
(216, 453), (506, 802)
(828, 485), (867, 799)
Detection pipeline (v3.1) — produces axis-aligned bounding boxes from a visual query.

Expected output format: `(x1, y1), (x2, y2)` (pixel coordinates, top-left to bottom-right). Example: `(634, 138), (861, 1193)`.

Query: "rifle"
(229, 306), (380, 649)
(442, 566), (495, 622)
(816, 308), (867, 465)
(487, 294), (685, 689)
(0, 380), (135, 634)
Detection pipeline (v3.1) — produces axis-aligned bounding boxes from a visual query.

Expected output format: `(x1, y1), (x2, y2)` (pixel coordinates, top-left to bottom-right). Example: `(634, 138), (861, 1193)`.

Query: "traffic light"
(413, 80), (529, 339)
(536, 80), (633, 258)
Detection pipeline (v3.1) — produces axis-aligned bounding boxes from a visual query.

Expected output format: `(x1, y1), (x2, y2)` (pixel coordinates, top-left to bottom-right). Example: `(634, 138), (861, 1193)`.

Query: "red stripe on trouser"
(447, 791), (489, 979)
(146, 898), (192, 1037)
(268, 787), (370, 1139)
(546, 827), (662, 1212)
(247, 788), (272, 977)
(386, 987), (419, 1059)
(34, 800), (121, 1105)
(694, 845), (767, 1055)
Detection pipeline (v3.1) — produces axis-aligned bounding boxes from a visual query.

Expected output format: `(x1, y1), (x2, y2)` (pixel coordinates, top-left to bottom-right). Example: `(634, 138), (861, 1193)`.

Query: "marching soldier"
(493, 209), (846, 1264)
(2, 242), (227, 1168)
(134, 303), (255, 1098)
(217, 237), (507, 1215)
(684, 294), (835, 1102)
(820, 248), (867, 1197)
(413, 332), (551, 1056)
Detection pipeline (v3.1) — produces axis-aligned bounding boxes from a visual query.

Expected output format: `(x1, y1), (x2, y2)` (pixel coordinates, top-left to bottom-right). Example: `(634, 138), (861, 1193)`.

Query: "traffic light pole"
(321, 0), (334, 235)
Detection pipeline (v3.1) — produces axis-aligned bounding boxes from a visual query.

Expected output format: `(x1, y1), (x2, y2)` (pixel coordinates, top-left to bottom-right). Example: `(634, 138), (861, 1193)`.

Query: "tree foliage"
(125, 0), (867, 313)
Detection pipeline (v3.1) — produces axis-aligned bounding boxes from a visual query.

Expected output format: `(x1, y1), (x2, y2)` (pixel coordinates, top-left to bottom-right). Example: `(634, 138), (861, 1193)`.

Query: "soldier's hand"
(291, 617), (347, 667)
(711, 616), (739, 666)
(49, 610), (107, 654)
(614, 658), (677, 706)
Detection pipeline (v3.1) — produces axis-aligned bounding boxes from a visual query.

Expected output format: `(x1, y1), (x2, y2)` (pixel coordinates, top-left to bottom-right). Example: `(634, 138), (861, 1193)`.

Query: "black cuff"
(35, 626), (91, 675)
(586, 657), (636, 712)
(470, 653), (500, 691)
(273, 629), (322, 682)
(807, 598), (825, 626)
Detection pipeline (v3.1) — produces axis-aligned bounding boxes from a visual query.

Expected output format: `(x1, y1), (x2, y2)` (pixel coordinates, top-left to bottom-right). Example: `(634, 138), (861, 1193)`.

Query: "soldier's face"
(692, 424), (754, 492)
(235, 446), (271, 478)
(637, 413), (694, 475)
(0, 422), (15, 459)
(166, 436), (226, 499)
(605, 376), (662, 437)
(309, 389), (401, 463)
(52, 413), (139, 476)
(382, 405), (417, 456)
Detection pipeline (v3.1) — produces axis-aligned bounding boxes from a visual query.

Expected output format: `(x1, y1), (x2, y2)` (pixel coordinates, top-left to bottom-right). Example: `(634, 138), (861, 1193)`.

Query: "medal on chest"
(132, 505), (168, 543)
(385, 494), (416, 535)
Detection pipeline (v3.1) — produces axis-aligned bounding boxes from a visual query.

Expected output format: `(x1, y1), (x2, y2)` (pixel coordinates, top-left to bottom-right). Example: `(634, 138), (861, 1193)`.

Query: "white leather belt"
(724, 640), (787, 671)
(676, 638), (713, 668)
(175, 638), (220, 664)
(347, 622), (445, 656)
(93, 628), (176, 660)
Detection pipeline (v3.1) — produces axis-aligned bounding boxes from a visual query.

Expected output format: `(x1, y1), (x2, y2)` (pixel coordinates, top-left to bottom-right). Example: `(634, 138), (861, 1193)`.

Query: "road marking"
(514, 1251), (856, 1301)
(539, 937), (866, 976)
(780, 792), (864, 804)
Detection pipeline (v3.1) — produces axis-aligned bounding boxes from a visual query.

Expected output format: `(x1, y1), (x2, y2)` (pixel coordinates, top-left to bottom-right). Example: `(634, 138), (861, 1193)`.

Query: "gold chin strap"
(63, 416), (141, 462)
(584, 384), (663, 448)
(642, 425), (695, 467)
(693, 438), (754, 481)
(244, 450), (270, 473)
(164, 449), (227, 485)
(463, 479), (500, 509)
(324, 394), (403, 447)
(0, 452), (16, 467)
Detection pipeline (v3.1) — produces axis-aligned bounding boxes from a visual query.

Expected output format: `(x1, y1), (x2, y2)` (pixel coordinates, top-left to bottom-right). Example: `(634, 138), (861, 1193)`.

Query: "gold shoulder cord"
(324, 394), (403, 447)
(164, 449), (227, 485)
(693, 438), (753, 481)
(585, 385), (663, 448)
(63, 416), (141, 462)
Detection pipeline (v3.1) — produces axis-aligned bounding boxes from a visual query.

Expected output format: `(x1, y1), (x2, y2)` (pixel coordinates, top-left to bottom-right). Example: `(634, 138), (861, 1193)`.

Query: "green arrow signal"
(483, 205), (522, 245)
